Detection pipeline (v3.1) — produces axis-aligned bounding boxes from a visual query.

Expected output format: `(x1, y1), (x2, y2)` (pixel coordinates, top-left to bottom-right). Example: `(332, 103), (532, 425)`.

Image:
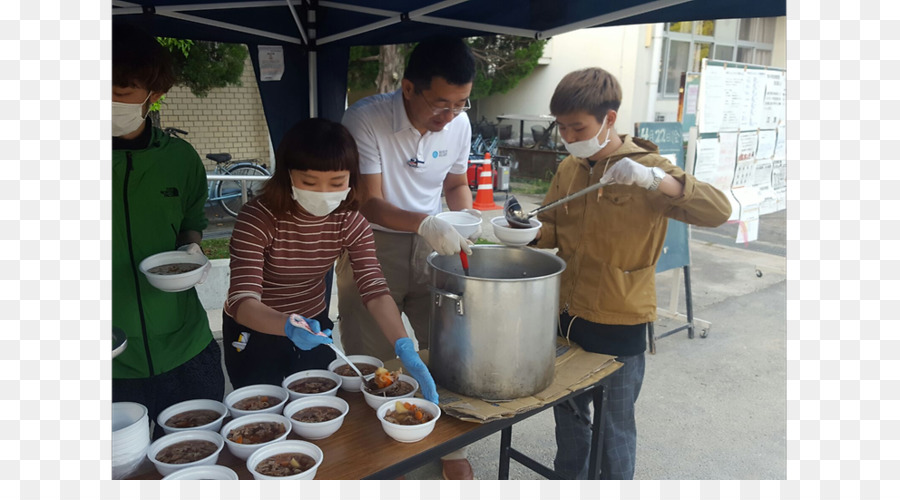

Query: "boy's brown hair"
(549, 68), (622, 123)
(259, 118), (361, 217)
(112, 23), (176, 93)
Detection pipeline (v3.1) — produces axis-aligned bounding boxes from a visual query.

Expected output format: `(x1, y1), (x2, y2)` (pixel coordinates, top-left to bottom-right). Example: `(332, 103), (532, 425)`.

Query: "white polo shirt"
(342, 90), (471, 232)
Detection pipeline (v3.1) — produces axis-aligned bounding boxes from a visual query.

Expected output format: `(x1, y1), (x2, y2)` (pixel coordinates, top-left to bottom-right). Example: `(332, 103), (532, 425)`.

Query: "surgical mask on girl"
(291, 186), (351, 216)
(560, 117), (611, 159)
(111, 92), (152, 137)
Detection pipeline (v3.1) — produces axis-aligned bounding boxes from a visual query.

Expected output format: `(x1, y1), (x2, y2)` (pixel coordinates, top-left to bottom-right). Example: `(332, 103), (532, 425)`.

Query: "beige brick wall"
(159, 56), (272, 172)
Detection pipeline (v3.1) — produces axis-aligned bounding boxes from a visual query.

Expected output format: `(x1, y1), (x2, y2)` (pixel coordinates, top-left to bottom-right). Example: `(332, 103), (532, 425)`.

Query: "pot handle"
(431, 287), (464, 316)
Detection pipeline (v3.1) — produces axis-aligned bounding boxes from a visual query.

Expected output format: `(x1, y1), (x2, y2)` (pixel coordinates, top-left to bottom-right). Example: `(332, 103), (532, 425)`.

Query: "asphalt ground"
(202, 186), (787, 480)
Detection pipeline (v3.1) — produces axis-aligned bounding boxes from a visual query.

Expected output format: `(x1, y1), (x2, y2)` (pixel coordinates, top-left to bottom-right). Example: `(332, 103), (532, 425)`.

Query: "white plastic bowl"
(246, 440), (324, 480)
(435, 211), (482, 238)
(283, 396), (349, 440)
(282, 369), (342, 401)
(157, 399), (229, 434)
(490, 216), (541, 246)
(224, 384), (289, 418)
(220, 413), (292, 461)
(139, 250), (211, 292)
(327, 355), (383, 393)
(112, 402), (150, 458)
(146, 429), (225, 476)
(361, 373), (419, 410)
(163, 464), (239, 480)
(376, 398), (441, 443)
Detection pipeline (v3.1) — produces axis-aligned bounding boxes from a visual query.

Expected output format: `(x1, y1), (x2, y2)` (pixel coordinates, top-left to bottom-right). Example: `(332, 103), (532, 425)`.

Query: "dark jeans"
(553, 314), (647, 480)
(222, 310), (336, 389)
(113, 339), (225, 440)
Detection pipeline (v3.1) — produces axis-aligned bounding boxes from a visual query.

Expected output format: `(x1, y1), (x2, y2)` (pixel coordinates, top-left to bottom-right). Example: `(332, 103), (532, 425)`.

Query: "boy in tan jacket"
(534, 68), (731, 479)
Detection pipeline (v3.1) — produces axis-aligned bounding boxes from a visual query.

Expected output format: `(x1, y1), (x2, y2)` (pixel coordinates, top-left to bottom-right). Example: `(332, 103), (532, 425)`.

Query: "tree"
(346, 36), (546, 101)
(158, 38), (248, 98)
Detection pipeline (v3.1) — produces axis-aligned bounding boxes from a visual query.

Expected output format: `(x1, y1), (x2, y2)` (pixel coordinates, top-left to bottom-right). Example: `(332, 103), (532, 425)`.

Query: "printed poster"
(258, 45), (284, 81)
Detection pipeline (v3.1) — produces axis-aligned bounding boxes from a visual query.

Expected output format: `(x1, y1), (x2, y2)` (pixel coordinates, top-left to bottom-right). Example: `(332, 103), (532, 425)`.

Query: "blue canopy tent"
(112, 0), (786, 148)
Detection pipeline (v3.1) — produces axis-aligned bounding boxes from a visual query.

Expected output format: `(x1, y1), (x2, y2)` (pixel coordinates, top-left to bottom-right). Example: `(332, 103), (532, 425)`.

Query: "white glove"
(177, 243), (203, 255)
(460, 208), (483, 240)
(417, 215), (472, 256)
(599, 157), (655, 189)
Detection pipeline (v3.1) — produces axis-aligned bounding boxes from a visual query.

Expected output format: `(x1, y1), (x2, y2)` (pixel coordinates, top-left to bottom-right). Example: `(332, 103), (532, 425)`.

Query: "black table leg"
(519, 121), (525, 147)
(587, 384), (606, 479)
(498, 426), (512, 479)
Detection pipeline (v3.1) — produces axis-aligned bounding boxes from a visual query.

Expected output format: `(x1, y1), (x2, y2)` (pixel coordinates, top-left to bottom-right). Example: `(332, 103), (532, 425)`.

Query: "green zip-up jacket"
(112, 123), (213, 379)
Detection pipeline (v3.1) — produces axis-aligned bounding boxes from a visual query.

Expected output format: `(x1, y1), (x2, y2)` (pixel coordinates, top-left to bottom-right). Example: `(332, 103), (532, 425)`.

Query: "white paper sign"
(732, 186), (761, 242)
(756, 129), (777, 159)
(737, 131), (758, 163)
(258, 45), (284, 82)
(763, 70), (785, 128)
(698, 64), (725, 134)
(773, 126), (786, 160)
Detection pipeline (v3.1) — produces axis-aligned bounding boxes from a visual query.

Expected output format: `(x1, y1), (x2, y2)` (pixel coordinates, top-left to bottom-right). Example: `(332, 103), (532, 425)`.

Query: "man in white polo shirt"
(337, 36), (479, 480)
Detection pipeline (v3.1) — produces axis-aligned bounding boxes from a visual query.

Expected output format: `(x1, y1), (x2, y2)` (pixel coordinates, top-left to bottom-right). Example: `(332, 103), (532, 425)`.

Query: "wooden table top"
(131, 389), (485, 480)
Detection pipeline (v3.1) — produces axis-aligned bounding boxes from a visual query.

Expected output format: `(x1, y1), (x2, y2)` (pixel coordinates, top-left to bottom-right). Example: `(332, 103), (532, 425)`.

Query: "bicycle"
(164, 127), (271, 217)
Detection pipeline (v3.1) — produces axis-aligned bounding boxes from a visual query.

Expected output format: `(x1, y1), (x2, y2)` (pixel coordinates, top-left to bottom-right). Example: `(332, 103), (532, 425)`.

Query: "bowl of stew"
(327, 355), (383, 393)
(376, 398), (441, 443)
(220, 413), (292, 461)
(138, 250), (211, 292)
(361, 373), (418, 410)
(224, 384), (289, 418)
(283, 395), (349, 440)
(246, 440), (324, 480)
(146, 429), (225, 476)
(282, 369), (342, 401)
(157, 399), (229, 434)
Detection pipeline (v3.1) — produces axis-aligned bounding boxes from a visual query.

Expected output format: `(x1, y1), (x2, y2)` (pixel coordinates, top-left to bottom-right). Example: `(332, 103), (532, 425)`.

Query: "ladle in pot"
(504, 181), (609, 228)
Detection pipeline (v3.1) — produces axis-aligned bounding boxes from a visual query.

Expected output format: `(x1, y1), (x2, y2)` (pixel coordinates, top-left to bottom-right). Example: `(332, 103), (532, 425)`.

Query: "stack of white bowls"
(112, 402), (151, 479)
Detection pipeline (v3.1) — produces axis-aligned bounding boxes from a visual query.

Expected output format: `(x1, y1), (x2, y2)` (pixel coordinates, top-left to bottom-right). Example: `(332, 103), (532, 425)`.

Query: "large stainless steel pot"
(427, 245), (566, 400)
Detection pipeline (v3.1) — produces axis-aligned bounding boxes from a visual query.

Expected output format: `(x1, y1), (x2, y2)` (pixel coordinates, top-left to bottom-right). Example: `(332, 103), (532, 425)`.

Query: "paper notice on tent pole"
(258, 45), (284, 81)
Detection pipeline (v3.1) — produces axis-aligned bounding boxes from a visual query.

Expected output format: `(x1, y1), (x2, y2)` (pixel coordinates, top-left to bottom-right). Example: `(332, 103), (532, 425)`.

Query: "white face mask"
(291, 186), (351, 217)
(561, 117), (611, 159)
(112, 92), (152, 137)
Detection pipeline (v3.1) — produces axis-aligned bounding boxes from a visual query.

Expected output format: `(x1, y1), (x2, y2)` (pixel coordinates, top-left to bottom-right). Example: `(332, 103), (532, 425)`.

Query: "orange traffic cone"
(472, 153), (502, 210)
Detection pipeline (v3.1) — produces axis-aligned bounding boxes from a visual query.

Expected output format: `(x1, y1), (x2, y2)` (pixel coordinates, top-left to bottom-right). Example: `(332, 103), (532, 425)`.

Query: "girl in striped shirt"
(222, 118), (438, 403)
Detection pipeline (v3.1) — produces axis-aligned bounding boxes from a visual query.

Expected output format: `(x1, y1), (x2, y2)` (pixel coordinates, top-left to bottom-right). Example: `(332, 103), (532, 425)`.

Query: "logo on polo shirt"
(432, 150), (448, 159)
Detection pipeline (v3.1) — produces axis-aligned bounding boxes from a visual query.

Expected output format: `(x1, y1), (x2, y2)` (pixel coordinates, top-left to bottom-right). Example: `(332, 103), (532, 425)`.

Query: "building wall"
(471, 25), (646, 143)
(477, 17), (787, 131)
(158, 56), (273, 172)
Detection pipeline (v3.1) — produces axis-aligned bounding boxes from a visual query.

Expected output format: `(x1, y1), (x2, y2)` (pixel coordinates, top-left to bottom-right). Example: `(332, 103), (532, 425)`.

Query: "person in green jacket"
(112, 24), (224, 435)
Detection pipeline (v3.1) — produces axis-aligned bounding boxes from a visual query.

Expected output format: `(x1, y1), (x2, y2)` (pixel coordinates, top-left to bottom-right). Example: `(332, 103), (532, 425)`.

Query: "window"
(658, 17), (778, 98)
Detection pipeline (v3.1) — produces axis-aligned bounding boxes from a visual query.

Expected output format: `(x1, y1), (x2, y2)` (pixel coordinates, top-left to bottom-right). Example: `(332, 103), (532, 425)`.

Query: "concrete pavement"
(200, 189), (787, 480)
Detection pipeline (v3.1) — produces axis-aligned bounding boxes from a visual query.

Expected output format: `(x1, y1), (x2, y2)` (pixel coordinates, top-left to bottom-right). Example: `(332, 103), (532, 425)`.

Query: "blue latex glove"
(394, 337), (439, 404)
(284, 313), (333, 351)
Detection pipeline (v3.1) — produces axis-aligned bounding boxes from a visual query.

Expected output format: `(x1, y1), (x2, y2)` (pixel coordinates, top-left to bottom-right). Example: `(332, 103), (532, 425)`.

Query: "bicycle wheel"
(216, 163), (270, 217)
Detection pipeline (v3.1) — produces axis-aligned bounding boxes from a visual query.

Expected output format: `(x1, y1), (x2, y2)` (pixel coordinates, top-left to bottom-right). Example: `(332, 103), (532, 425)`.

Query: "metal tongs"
(504, 181), (609, 228)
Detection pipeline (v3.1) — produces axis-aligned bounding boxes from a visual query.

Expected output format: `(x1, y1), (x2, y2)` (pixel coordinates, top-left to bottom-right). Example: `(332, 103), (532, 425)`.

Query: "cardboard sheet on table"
(385, 339), (621, 423)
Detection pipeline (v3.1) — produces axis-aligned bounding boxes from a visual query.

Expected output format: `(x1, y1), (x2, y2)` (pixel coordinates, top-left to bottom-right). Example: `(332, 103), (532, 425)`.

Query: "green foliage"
(346, 36), (546, 101)
(511, 175), (552, 195)
(468, 36), (547, 101)
(158, 38), (248, 98)
(347, 45), (383, 92)
(201, 237), (231, 260)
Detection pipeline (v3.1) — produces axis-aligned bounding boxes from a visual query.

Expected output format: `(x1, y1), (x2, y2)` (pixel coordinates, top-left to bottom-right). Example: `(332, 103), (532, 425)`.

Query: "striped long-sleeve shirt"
(224, 198), (390, 319)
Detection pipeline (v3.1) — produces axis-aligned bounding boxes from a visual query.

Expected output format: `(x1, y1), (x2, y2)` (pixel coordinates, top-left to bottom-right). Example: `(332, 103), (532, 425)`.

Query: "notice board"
(693, 58), (786, 243)
(635, 122), (689, 273)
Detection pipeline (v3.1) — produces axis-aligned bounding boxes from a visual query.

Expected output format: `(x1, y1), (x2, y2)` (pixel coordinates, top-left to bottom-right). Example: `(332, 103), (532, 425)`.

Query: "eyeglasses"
(418, 92), (471, 116)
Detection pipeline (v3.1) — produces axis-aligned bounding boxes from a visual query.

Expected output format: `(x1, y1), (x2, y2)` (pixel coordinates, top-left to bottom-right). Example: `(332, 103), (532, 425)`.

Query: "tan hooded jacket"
(536, 134), (731, 325)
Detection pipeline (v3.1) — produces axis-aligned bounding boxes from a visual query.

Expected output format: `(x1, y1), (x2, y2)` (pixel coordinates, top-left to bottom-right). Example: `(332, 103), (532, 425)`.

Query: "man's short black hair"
(403, 36), (475, 90)
(112, 22), (176, 92)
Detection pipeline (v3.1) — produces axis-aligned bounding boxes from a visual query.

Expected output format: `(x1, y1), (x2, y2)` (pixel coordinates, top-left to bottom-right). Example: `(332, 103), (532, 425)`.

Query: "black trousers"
(113, 339), (225, 440)
(222, 310), (336, 389)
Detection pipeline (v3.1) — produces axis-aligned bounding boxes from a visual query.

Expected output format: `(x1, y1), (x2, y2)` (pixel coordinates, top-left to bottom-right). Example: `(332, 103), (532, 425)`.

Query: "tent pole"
(317, 0), (472, 46)
(285, 0), (309, 45)
(308, 3), (318, 118)
(413, 16), (539, 38)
